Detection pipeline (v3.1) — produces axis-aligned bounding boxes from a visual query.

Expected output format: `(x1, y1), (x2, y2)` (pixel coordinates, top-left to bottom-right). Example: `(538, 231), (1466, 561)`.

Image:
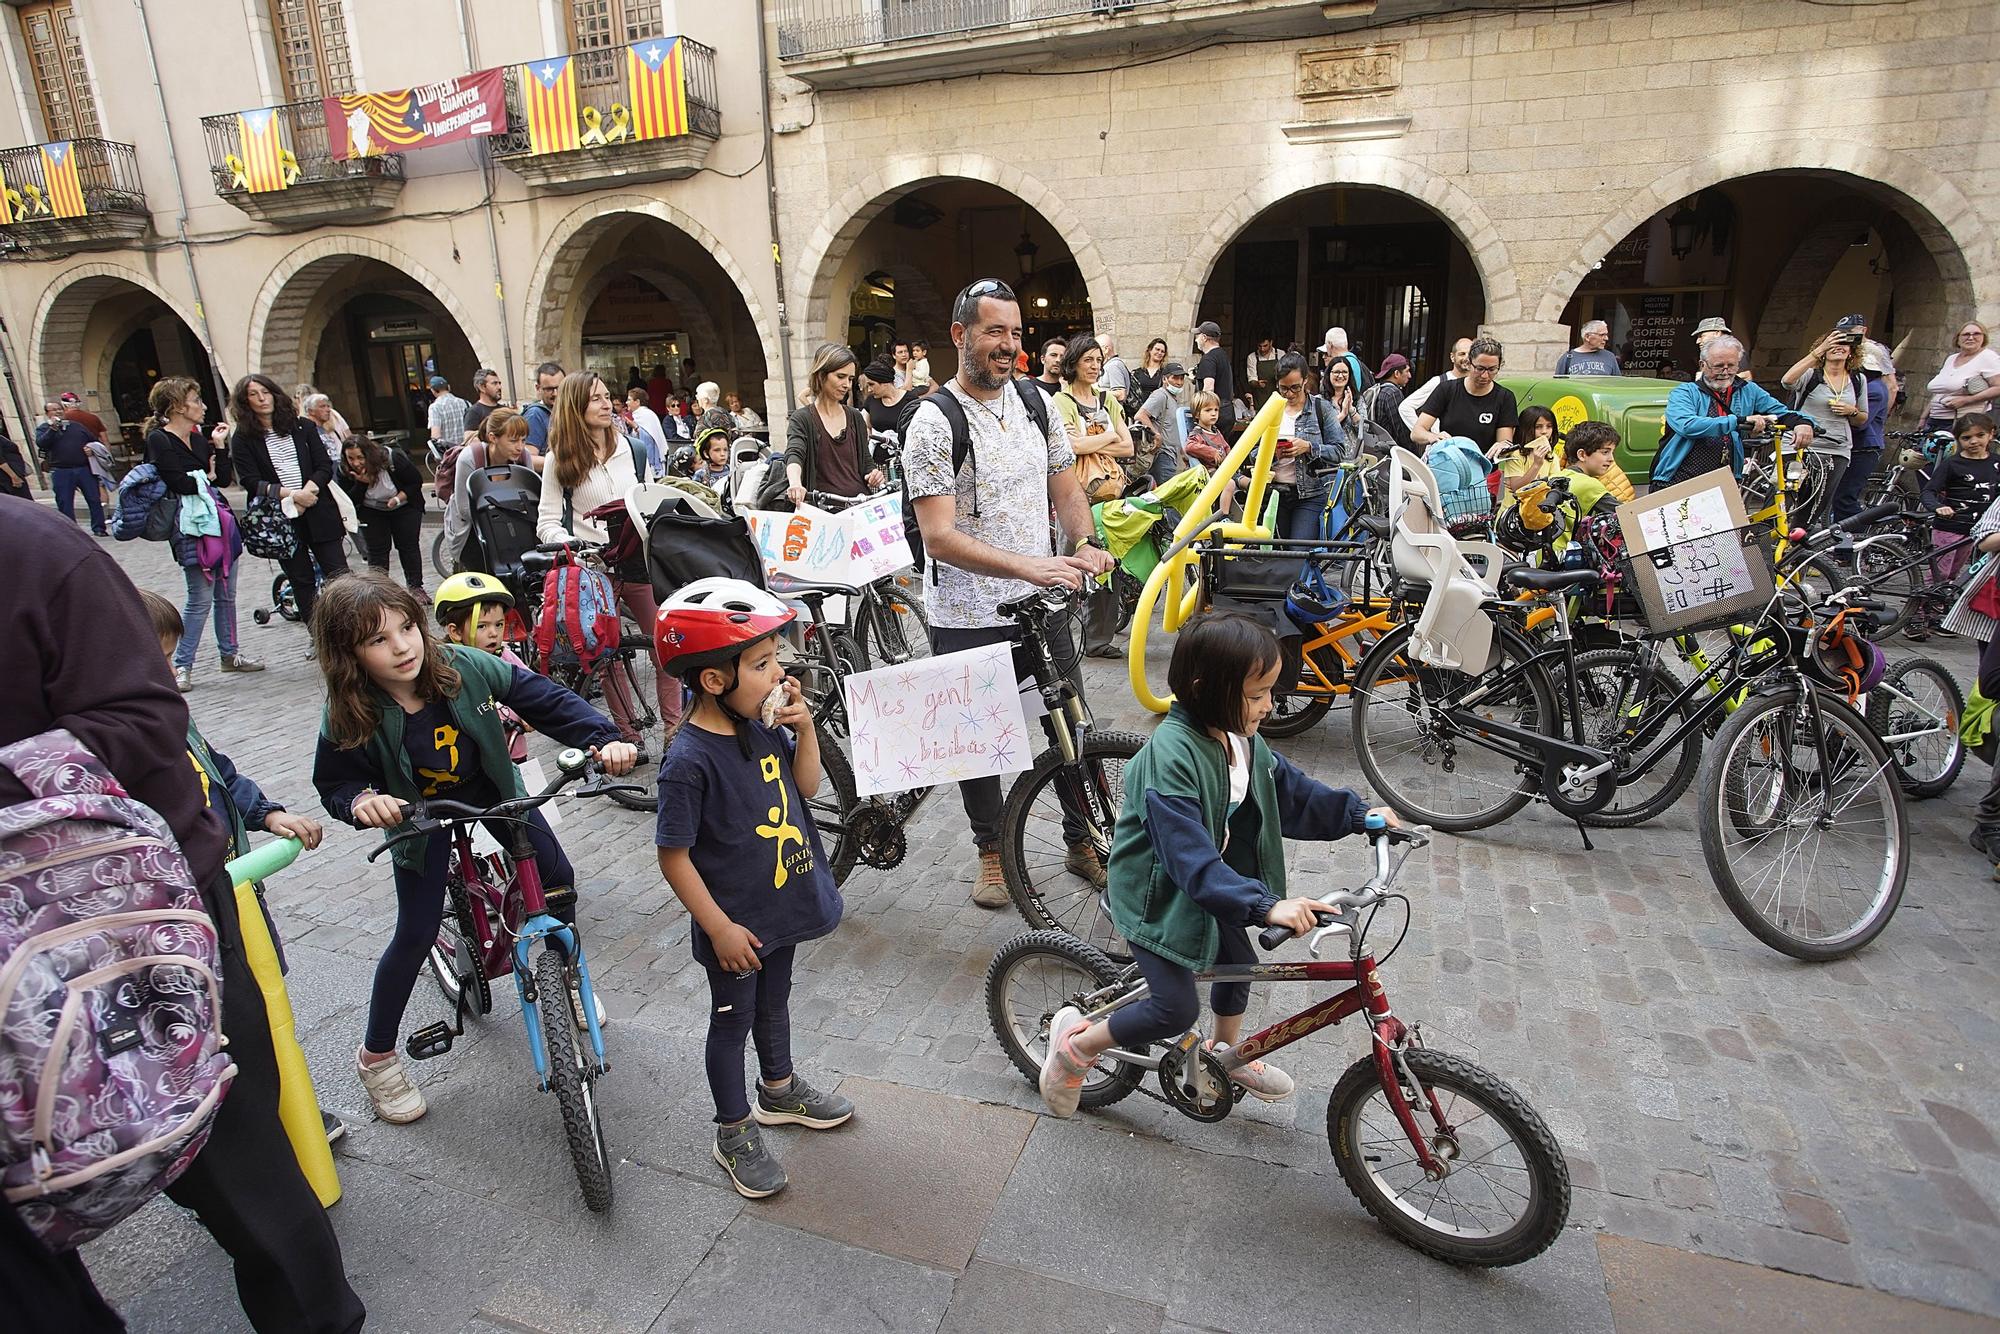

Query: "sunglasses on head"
(958, 278), (1018, 306)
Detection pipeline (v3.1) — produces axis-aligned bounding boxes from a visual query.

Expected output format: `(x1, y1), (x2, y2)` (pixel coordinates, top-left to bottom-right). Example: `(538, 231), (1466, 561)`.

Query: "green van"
(1500, 374), (1675, 481)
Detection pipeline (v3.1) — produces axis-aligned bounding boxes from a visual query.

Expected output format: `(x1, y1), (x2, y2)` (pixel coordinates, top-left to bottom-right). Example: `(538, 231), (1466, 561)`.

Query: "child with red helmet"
(652, 578), (849, 1199)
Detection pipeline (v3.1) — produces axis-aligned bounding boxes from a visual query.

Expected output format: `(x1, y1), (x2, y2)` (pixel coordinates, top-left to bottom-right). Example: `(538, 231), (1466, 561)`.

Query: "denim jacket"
(1290, 396), (1349, 500)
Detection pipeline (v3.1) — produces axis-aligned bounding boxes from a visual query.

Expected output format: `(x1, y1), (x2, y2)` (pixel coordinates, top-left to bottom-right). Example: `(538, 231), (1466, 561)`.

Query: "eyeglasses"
(1276, 381), (1306, 396)
(1468, 363), (1501, 375)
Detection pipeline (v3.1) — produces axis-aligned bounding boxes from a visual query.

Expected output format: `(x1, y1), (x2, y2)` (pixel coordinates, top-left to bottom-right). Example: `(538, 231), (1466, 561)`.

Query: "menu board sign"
(1624, 294), (1689, 377)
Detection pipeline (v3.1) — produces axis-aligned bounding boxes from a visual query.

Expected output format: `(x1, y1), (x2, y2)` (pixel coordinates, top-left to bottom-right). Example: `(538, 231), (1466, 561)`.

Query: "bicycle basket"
(1616, 523), (1778, 636)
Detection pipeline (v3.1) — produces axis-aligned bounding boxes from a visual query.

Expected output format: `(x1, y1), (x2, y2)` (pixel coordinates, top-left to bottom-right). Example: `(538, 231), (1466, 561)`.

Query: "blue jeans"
(52, 465), (105, 532)
(174, 560), (241, 668)
(1831, 447), (1880, 523)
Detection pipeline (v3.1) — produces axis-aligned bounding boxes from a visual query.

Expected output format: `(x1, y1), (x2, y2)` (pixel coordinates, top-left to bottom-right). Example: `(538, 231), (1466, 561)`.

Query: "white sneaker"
(1210, 1040), (1294, 1102)
(1038, 1005), (1089, 1118)
(356, 1046), (427, 1123)
(173, 666), (192, 693)
(570, 982), (608, 1030)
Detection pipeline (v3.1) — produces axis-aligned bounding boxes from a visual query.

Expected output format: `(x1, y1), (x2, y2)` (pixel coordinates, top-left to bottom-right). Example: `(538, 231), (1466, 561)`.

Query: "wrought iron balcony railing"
(488, 37), (720, 159)
(0, 137), (145, 222)
(198, 100), (404, 199)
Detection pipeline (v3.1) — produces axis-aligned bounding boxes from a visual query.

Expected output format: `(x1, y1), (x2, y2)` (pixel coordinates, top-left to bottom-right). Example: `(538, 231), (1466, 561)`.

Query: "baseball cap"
(1833, 313), (1867, 332)
(1194, 321), (1221, 339)
(1377, 353), (1410, 378)
(1160, 361), (1187, 378)
(428, 375), (448, 389)
(58, 391), (80, 404)
(1692, 317), (1732, 338)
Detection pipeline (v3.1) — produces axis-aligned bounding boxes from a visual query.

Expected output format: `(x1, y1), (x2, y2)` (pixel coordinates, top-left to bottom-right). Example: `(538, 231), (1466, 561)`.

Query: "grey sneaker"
(714, 1120), (787, 1198)
(753, 1073), (854, 1129)
(220, 654), (265, 673)
(172, 666), (192, 693)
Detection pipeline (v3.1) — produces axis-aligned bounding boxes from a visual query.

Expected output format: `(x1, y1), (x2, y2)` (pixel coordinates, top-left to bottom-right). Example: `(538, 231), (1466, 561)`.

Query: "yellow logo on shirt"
(754, 753), (810, 889)
(417, 723), (462, 796)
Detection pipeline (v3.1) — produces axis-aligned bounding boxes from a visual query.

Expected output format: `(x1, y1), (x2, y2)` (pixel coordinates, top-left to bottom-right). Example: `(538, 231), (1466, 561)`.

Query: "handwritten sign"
(743, 496), (912, 587)
(1616, 468), (1772, 632)
(842, 642), (1033, 796)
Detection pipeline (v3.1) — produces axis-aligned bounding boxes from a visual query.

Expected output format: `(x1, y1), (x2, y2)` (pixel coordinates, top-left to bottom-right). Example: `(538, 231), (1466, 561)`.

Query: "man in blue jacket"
(1651, 335), (1813, 489)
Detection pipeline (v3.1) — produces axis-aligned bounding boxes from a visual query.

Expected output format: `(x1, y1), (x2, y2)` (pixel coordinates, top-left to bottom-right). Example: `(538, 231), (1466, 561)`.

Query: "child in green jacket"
(1039, 612), (1394, 1117)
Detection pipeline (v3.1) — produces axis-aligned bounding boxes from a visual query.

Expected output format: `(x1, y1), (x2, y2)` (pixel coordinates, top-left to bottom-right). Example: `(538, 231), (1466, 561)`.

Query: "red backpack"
(433, 441), (469, 501)
(534, 549), (621, 672)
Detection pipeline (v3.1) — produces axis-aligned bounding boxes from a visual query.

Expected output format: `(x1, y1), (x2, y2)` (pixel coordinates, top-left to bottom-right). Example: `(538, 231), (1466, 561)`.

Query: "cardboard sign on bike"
(742, 496), (913, 587)
(1615, 467), (1774, 634)
(842, 641), (1033, 796)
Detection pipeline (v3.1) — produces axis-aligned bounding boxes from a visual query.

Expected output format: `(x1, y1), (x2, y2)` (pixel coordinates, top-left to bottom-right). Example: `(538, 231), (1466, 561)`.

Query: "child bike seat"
(1387, 447), (1502, 673)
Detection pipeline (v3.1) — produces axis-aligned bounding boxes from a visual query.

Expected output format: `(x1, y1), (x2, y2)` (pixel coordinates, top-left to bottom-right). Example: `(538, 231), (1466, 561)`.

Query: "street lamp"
(1667, 202), (1699, 260)
(1014, 229), (1039, 279)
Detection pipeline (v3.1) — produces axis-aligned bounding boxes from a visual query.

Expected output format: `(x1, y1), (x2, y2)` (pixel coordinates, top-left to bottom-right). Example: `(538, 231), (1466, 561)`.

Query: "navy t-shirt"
(654, 720), (843, 969)
(403, 699), (495, 802)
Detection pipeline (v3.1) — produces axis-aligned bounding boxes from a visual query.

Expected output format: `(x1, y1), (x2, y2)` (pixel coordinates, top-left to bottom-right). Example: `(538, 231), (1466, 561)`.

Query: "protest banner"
(842, 642), (1032, 796)
(743, 496), (913, 587)
(325, 70), (508, 160)
(1615, 467), (1772, 633)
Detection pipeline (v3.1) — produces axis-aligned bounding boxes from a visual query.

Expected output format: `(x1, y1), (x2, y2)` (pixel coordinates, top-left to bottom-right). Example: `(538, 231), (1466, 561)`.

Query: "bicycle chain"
(852, 806), (908, 871)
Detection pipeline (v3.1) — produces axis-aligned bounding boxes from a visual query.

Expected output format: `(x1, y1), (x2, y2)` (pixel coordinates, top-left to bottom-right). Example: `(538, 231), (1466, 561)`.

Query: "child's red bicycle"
(985, 820), (1571, 1267)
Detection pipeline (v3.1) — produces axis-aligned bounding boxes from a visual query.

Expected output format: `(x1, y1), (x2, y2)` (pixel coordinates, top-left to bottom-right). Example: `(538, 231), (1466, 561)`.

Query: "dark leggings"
(278, 524), (351, 622)
(1107, 927), (1254, 1049)
(363, 806), (573, 1053)
(704, 944), (797, 1124)
(359, 503), (425, 590)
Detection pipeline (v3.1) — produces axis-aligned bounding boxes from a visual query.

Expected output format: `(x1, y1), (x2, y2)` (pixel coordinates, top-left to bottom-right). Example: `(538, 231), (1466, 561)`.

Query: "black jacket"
(145, 426), (213, 497)
(232, 417), (341, 543)
(784, 403), (871, 493)
(335, 446), (427, 514)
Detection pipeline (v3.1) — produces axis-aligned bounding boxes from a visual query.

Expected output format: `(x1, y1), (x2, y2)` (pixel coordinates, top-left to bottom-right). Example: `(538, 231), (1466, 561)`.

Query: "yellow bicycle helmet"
(432, 570), (516, 624)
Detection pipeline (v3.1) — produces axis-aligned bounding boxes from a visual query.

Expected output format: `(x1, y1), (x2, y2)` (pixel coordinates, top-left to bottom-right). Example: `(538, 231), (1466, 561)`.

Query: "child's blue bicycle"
(365, 748), (641, 1211)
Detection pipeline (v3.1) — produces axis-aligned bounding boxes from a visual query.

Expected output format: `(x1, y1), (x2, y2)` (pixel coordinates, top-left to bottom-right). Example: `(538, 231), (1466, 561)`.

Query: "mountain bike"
(1349, 505), (1909, 960)
(986, 820), (1571, 1267)
(371, 748), (643, 1212)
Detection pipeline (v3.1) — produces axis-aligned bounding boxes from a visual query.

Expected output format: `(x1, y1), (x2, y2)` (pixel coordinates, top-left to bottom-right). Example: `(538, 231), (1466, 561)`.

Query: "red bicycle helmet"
(654, 577), (795, 678)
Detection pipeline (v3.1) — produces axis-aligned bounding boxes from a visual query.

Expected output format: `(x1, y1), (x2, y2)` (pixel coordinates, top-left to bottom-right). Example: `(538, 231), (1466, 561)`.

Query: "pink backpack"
(0, 729), (234, 1251)
(534, 548), (621, 672)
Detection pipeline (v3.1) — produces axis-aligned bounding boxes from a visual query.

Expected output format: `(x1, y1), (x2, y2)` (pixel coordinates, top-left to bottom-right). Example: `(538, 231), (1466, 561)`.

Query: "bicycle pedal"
(405, 1022), (456, 1061)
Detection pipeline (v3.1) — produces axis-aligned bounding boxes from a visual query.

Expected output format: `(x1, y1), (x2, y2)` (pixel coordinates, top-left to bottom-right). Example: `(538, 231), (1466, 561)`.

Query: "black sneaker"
(752, 1073), (854, 1129)
(322, 1110), (347, 1144)
(713, 1120), (787, 1198)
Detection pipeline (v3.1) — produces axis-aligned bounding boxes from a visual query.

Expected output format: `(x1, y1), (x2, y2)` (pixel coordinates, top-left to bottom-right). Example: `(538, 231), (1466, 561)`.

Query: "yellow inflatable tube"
(223, 837), (341, 1208)
(1128, 392), (1288, 712)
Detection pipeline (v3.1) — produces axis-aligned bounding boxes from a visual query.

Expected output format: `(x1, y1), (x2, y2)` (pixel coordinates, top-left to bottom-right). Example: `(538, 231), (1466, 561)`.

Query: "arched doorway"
(525, 202), (773, 416)
(801, 165), (1114, 383)
(33, 267), (218, 449)
(1194, 185), (1486, 386)
(1544, 160), (1982, 392)
(250, 242), (488, 440)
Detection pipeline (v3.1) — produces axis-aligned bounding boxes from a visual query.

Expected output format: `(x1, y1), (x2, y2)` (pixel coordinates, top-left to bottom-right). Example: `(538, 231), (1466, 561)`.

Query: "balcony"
(489, 39), (720, 194)
(772, 0), (1400, 89)
(199, 101), (404, 228)
(0, 138), (148, 256)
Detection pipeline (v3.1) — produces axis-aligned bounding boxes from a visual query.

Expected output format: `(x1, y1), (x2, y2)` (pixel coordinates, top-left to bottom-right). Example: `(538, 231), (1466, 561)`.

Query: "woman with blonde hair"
(535, 370), (678, 739)
(1782, 332), (1868, 524)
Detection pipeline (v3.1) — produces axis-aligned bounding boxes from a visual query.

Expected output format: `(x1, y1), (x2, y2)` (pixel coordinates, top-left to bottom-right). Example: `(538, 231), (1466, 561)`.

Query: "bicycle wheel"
(1851, 537), (1919, 642)
(1569, 647), (1701, 828)
(1348, 621), (1557, 832)
(427, 874), (493, 1017)
(1698, 686), (1906, 960)
(272, 573), (301, 623)
(1261, 689), (1332, 739)
(430, 528), (454, 581)
(601, 635), (668, 812)
(1866, 655), (1964, 798)
(984, 930), (1141, 1110)
(807, 739), (861, 886)
(856, 584), (931, 667)
(1327, 1048), (1569, 1267)
(999, 731), (1146, 960)
(534, 947), (613, 1212)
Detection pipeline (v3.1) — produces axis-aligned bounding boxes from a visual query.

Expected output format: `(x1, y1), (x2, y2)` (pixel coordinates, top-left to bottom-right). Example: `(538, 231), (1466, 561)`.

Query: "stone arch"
(521, 194), (780, 386)
(247, 235), (496, 391)
(30, 263), (215, 410)
(795, 155), (1118, 350)
(1165, 155), (1521, 339)
(1534, 142), (1991, 329)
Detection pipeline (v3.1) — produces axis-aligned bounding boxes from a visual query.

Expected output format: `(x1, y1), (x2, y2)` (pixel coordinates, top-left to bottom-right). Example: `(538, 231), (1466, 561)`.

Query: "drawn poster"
(743, 497), (912, 586)
(842, 642), (1032, 796)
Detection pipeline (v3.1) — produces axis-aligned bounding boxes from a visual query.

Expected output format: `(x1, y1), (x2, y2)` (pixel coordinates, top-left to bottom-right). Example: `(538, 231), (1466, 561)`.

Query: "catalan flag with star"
(40, 141), (84, 217)
(521, 55), (580, 154)
(237, 107), (290, 192)
(626, 38), (687, 141)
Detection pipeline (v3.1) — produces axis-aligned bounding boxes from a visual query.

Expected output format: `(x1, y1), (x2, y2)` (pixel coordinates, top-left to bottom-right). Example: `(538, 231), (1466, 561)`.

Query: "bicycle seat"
(1354, 513), (1390, 539)
(767, 571), (863, 598)
(1502, 567), (1602, 593)
(520, 550), (557, 572)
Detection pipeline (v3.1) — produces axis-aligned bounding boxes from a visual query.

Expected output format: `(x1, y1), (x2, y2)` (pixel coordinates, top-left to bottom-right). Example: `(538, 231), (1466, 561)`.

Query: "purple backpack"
(0, 729), (234, 1251)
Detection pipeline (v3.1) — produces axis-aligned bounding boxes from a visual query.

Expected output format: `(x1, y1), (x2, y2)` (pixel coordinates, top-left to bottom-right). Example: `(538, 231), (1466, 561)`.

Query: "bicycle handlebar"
(1257, 824), (1430, 951)
(364, 748), (644, 862)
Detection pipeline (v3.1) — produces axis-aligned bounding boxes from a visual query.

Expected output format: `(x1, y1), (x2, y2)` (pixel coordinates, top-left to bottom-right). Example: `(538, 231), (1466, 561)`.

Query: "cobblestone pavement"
(67, 506), (2000, 1331)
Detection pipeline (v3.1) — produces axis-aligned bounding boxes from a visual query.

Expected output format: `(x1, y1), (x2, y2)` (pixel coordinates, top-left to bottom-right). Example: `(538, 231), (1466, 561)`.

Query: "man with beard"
(902, 279), (1115, 908)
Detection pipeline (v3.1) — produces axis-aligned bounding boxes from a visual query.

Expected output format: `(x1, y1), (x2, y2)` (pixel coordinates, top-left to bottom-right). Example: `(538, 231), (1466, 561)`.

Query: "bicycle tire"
(1327, 1048), (1569, 1267)
(856, 584), (931, 667)
(1866, 655), (1964, 798)
(1261, 677), (1334, 739)
(535, 947), (614, 1212)
(1570, 647), (1701, 829)
(428, 873), (493, 1017)
(602, 636), (667, 812)
(430, 528), (454, 581)
(1848, 537), (1919, 641)
(271, 573), (301, 623)
(1348, 620), (1556, 832)
(999, 731), (1146, 960)
(984, 929), (1142, 1110)
(1698, 686), (1906, 960)
(808, 739), (861, 886)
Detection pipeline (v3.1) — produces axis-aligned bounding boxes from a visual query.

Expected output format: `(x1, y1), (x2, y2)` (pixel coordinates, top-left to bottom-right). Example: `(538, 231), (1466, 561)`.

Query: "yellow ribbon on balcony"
(605, 104), (631, 143)
(278, 148), (300, 186)
(20, 183), (50, 217)
(225, 153), (248, 190)
(579, 105), (605, 147)
(1, 186), (19, 225)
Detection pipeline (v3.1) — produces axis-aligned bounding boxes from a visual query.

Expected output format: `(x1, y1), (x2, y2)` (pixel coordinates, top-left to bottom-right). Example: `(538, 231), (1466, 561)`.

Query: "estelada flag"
(40, 141), (84, 218)
(626, 38), (687, 141)
(329, 88), (425, 158)
(521, 55), (579, 154)
(237, 107), (289, 192)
